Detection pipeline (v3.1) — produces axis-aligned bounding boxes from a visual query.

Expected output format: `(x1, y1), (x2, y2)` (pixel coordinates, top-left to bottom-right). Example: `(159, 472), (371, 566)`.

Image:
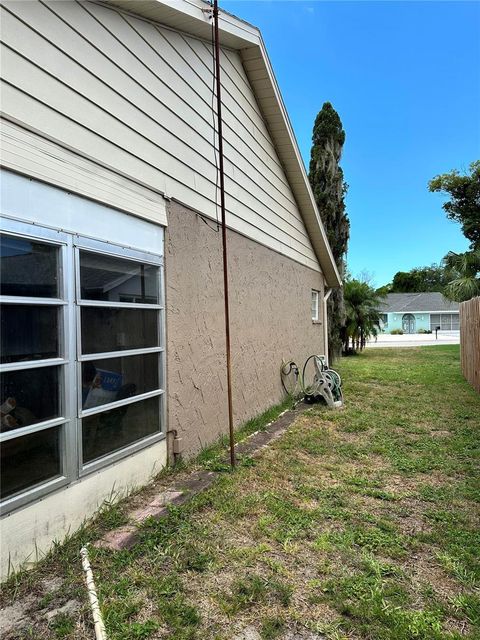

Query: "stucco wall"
(165, 201), (325, 457)
(385, 313), (431, 333)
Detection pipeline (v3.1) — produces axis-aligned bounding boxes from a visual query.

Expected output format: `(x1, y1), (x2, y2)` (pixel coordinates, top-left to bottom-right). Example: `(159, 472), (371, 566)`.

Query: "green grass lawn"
(3, 345), (480, 640)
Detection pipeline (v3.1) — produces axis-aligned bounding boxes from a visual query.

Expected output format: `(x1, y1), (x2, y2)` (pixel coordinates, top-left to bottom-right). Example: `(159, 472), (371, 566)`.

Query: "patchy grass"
(2, 345), (479, 639)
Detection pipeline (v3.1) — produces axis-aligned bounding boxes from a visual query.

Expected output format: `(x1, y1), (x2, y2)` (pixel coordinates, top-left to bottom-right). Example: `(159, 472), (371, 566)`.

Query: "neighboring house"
(0, 0), (340, 576)
(379, 293), (460, 334)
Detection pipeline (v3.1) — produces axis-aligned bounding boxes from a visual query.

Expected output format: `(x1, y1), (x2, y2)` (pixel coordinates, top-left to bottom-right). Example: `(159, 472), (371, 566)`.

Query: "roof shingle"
(381, 293), (459, 313)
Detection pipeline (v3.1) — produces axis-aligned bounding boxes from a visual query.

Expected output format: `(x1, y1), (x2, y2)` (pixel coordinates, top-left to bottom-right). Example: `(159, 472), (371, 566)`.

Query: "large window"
(77, 248), (164, 468)
(430, 313), (460, 331)
(0, 225), (165, 511)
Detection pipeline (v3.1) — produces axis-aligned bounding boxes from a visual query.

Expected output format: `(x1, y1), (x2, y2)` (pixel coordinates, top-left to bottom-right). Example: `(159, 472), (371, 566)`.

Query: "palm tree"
(343, 279), (385, 352)
(443, 249), (480, 302)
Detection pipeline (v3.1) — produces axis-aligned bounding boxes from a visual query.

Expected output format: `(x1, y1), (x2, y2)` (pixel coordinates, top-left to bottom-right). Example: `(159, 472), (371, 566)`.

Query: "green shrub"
(418, 329), (432, 334)
(390, 329), (403, 335)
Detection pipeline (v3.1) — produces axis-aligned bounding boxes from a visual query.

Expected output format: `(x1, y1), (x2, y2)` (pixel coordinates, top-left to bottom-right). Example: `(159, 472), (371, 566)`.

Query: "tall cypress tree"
(308, 102), (350, 361)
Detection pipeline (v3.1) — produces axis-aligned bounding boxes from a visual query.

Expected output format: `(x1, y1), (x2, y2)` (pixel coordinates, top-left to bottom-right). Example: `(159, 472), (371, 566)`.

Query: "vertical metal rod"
(213, 0), (235, 468)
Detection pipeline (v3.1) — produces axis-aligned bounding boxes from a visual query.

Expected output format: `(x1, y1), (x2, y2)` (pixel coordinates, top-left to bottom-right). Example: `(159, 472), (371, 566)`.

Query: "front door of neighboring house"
(402, 313), (416, 334)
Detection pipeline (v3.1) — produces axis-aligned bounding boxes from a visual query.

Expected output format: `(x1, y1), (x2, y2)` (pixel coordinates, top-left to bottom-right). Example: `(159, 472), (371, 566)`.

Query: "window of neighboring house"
(311, 290), (319, 322)
(379, 313), (388, 327)
(430, 314), (441, 331)
(430, 313), (459, 331)
(0, 225), (165, 511)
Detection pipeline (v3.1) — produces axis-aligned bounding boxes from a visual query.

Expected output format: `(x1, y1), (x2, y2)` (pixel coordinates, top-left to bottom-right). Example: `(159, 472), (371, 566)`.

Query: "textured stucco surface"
(165, 201), (325, 458)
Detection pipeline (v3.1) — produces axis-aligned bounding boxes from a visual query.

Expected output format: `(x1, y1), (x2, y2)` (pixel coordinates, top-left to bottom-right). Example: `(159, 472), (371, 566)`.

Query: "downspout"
(323, 287), (332, 366)
(213, 0), (236, 468)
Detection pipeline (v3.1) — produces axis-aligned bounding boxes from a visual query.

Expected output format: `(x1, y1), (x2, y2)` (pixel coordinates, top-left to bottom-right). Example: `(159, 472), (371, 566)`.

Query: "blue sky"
(223, 0), (480, 287)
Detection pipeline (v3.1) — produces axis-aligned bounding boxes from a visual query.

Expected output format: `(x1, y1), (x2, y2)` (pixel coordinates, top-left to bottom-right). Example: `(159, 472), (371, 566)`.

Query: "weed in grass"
(228, 543), (272, 566)
(220, 574), (292, 615)
(147, 573), (183, 599)
(436, 552), (478, 587)
(175, 542), (214, 572)
(103, 596), (141, 632)
(362, 488), (398, 501)
(260, 616), (285, 639)
(196, 397), (295, 468)
(321, 569), (444, 640)
(38, 591), (56, 609)
(361, 552), (404, 579)
(269, 577), (293, 606)
(263, 493), (317, 543)
(114, 620), (160, 640)
(325, 521), (409, 558)
(450, 593), (480, 626)
(314, 533), (333, 552)
(159, 594), (200, 637)
(50, 613), (75, 638)
(220, 574), (269, 614)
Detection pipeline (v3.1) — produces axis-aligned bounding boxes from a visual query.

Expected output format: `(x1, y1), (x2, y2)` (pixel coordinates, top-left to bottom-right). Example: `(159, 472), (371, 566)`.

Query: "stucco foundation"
(165, 201), (325, 458)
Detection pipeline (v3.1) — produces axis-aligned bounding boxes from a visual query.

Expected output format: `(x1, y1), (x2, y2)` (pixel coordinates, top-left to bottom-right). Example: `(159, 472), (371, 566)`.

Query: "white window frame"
(311, 289), (320, 322)
(0, 218), (166, 514)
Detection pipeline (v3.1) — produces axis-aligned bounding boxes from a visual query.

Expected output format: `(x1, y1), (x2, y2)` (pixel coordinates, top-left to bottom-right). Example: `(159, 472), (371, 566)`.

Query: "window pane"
(441, 315), (451, 330)
(0, 235), (59, 298)
(81, 307), (158, 354)
(1, 305), (59, 363)
(82, 353), (160, 410)
(1, 367), (60, 432)
(82, 395), (160, 463)
(1, 426), (62, 499)
(311, 291), (318, 320)
(79, 251), (159, 303)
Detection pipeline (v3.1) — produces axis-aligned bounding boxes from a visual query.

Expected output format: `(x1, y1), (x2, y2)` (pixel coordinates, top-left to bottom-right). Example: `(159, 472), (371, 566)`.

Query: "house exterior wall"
(166, 201), (326, 457)
(1, 0), (320, 272)
(385, 313), (431, 333)
(383, 312), (460, 333)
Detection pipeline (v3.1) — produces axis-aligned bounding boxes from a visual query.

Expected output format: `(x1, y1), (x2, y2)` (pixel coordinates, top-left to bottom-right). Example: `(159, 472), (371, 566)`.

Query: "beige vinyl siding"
(0, 0), (320, 271)
(1, 122), (167, 223)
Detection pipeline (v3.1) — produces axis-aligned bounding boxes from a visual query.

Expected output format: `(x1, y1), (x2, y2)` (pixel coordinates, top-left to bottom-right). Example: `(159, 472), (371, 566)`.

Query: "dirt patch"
(407, 554), (465, 601)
